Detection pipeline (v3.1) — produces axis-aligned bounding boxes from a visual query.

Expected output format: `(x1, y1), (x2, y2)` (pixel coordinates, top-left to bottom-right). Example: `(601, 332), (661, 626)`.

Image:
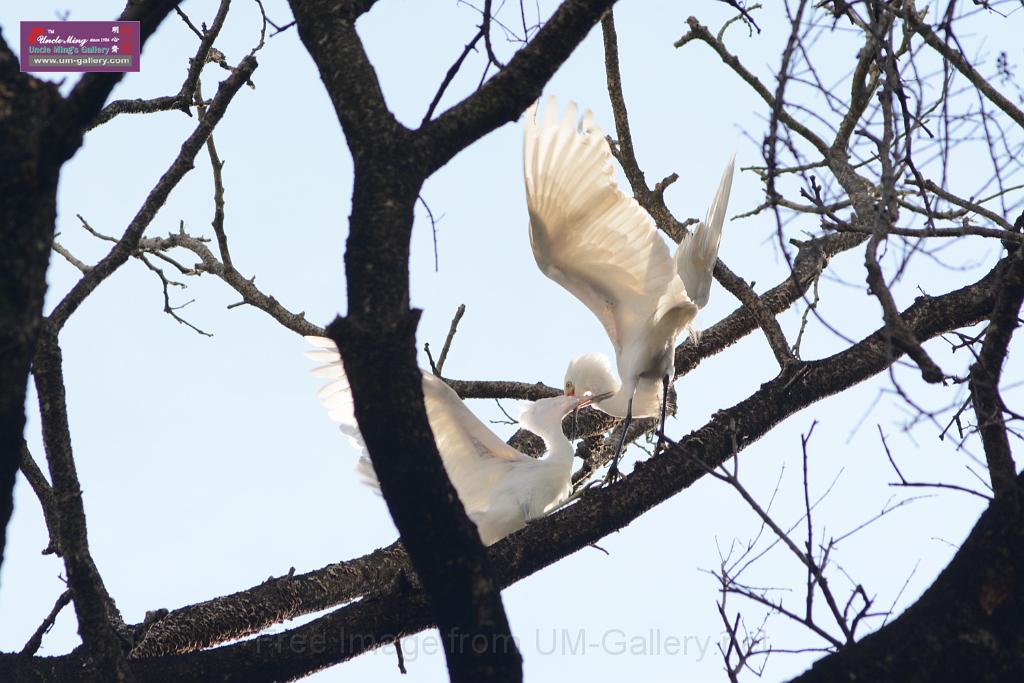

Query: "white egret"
(304, 336), (610, 546)
(523, 97), (734, 475)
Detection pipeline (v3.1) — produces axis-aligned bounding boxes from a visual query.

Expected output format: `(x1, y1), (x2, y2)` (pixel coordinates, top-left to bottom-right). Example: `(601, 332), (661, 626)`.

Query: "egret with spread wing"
(523, 97), (734, 477)
(305, 336), (608, 545)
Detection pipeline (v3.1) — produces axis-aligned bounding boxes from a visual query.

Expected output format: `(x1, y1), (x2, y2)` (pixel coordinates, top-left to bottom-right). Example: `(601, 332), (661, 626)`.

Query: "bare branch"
(48, 55), (259, 330)
(435, 304), (467, 376)
(18, 442), (61, 556)
(714, 260), (797, 368)
(969, 247), (1024, 503)
(20, 590), (73, 657)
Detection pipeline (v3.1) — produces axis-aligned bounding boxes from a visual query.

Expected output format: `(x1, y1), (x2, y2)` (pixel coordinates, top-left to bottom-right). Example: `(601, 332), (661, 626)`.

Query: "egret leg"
(656, 374), (669, 455)
(605, 396), (633, 483)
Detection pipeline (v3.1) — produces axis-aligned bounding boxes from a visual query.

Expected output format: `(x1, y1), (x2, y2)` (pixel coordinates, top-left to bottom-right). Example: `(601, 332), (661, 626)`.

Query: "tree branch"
(903, 2), (1024, 130)
(288, 0), (403, 163)
(130, 541), (409, 657)
(33, 330), (126, 677)
(675, 232), (867, 376)
(88, 0), (233, 130)
(713, 260), (797, 368)
(48, 56), (258, 330)
(418, 0), (618, 174)
(969, 247), (1024, 504)
(59, 0), (183, 150)
(18, 442), (61, 556)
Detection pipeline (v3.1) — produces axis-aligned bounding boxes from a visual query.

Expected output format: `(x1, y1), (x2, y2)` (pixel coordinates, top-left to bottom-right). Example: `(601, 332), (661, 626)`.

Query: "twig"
(716, 0), (762, 35)
(52, 242), (91, 274)
(418, 195), (441, 272)
(394, 640), (407, 674)
(424, 344), (439, 376)
(904, 3), (1024, 129)
(879, 425), (992, 500)
(490, 399), (518, 426)
(18, 442), (61, 555)
(689, 423), (856, 645)
(193, 79), (232, 269)
(435, 304), (466, 376)
(481, 0), (505, 69)
(792, 273), (820, 359)
(422, 30), (485, 124)
(138, 254), (213, 337)
(138, 226), (323, 337)
(20, 590), (73, 657)
(865, 233), (945, 384)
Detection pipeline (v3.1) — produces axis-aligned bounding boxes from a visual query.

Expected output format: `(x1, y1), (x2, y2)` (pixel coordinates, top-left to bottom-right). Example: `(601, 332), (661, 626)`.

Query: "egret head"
(564, 353), (619, 401)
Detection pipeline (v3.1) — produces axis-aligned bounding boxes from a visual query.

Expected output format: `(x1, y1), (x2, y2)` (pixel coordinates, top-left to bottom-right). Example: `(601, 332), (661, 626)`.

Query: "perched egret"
(523, 97), (735, 476)
(305, 336), (609, 545)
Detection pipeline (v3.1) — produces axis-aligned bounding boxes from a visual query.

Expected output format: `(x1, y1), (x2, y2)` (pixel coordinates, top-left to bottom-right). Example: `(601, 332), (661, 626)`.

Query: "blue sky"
(2, 1), (1019, 681)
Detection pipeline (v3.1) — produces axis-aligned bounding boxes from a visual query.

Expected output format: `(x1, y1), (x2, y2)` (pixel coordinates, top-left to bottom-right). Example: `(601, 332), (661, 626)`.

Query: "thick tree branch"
(90, 229), (867, 665)
(124, 395), (612, 659)
(130, 541), (409, 657)
(288, 0), (403, 163)
(33, 330), (126, 677)
(285, 3), (639, 680)
(969, 247), (1024, 504)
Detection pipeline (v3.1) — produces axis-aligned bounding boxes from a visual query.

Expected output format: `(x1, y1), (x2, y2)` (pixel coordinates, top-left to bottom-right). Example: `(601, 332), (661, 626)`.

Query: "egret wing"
(304, 336), (379, 489)
(524, 97), (690, 353)
(305, 337), (528, 510)
(675, 154), (735, 309)
(420, 373), (531, 511)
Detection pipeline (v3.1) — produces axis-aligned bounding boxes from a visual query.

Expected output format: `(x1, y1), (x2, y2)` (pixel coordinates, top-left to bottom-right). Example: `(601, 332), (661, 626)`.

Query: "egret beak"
(578, 390), (614, 408)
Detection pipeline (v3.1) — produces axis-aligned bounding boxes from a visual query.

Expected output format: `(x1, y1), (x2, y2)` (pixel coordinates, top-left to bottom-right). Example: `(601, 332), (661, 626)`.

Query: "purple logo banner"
(20, 21), (140, 73)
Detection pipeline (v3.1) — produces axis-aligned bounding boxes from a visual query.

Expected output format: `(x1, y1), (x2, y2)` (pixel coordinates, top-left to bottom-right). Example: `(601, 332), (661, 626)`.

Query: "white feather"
(675, 154), (736, 309)
(304, 336), (585, 545)
(524, 98), (699, 420)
